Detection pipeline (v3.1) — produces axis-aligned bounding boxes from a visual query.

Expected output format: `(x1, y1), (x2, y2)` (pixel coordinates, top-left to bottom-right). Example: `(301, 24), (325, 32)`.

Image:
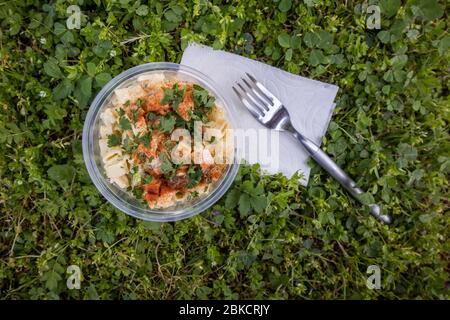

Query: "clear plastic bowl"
(82, 62), (239, 222)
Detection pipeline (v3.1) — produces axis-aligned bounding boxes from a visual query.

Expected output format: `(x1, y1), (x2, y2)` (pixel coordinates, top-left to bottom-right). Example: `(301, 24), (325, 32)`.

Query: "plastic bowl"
(82, 62), (239, 222)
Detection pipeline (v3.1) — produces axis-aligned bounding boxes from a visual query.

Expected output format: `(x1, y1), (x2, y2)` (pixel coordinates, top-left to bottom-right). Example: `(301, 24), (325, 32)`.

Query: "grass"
(0, 0), (449, 299)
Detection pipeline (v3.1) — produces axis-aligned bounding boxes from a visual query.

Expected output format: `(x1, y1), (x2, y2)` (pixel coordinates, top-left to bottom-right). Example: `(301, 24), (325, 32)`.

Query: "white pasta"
(105, 159), (128, 178)
(99, 138), (108, 155)
(111, 175), (130, 189)
(113, 86), (145, 105)
(202, 148), (215, 165)
(100, 124), (113, 138)
(102, 147), (122, 163)
(100, 108), (117, 125)
(137, 73), (165, 88)
(155, 191), (177, 207)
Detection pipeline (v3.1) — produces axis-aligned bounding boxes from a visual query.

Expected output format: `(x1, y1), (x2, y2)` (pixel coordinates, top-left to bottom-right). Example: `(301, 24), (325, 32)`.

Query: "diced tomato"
(176, 85), (194, 121)
(160, 184), (174, 196)
(137, 143), (155, 158)
(126, 102), (145, 119)
(200, 164), (223, 181)
(144, 192), (158, 202)
(151, 130), (164, 150)
(200, 163), (210, 172)
(209, 165), (223, 180)
(132, 152), (141, 164)
(144, 88), (171, 115)
(144, 179), (161, 195)
(137, 130), (164, 159)
(136, 115), (146, 131)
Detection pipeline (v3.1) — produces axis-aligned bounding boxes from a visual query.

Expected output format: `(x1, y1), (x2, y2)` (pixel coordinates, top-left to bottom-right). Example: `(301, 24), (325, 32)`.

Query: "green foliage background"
(0, 0), (449, 299)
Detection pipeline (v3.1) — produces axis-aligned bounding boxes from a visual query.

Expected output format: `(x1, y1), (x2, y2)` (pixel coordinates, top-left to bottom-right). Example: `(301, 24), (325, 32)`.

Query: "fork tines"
(232, 73), (278, 119)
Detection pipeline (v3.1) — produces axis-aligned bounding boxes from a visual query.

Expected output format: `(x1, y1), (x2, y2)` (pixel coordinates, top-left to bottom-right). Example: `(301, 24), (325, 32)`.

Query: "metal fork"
(233, 73), (392, 224)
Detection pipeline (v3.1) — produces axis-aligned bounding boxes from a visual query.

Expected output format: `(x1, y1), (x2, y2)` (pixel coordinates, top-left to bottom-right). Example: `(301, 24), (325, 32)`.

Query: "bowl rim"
(82, 62), (239, 222)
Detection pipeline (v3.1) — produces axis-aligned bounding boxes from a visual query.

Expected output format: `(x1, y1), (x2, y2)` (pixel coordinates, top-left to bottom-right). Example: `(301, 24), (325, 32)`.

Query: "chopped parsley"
(136, 98), (144, 108)
(160, 83), (186, 111)
(193, 84), (215, 109)
(189, 109), (209, 123)
(187, 165), (202, 188)
(193, 84), (208, 106)
(116, 108), (125, 116)
(107, 133), (121, 147)
(137, 132), (151, 147)
(174, 115), (187, 127)
(190, 191), (199, 198)
(159, 115), (176, 133)
(138, 152), (147, 163)
(143, 175), (153, 184)
(132, 187), (143, 199)
(119, 115), (132, 131)
(205, 96), (215, 108)
(164, 140), (176, 151)
(130, 165), (139, 175)
(132, 108), (140, 122)
(122, 135), (137, 154)
(159, 153), (174, 175)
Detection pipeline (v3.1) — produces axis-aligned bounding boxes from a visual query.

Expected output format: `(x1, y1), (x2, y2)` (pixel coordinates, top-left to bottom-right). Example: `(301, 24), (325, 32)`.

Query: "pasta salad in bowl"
(83, 63), (239, 221)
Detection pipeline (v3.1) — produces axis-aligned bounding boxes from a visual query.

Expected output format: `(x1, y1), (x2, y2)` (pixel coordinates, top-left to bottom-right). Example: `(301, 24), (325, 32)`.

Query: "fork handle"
(293, 132), (392, 224)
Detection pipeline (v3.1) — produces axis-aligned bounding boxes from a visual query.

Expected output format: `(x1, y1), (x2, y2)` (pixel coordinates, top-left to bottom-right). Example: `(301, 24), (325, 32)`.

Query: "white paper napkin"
(181, 43), (339, 185)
